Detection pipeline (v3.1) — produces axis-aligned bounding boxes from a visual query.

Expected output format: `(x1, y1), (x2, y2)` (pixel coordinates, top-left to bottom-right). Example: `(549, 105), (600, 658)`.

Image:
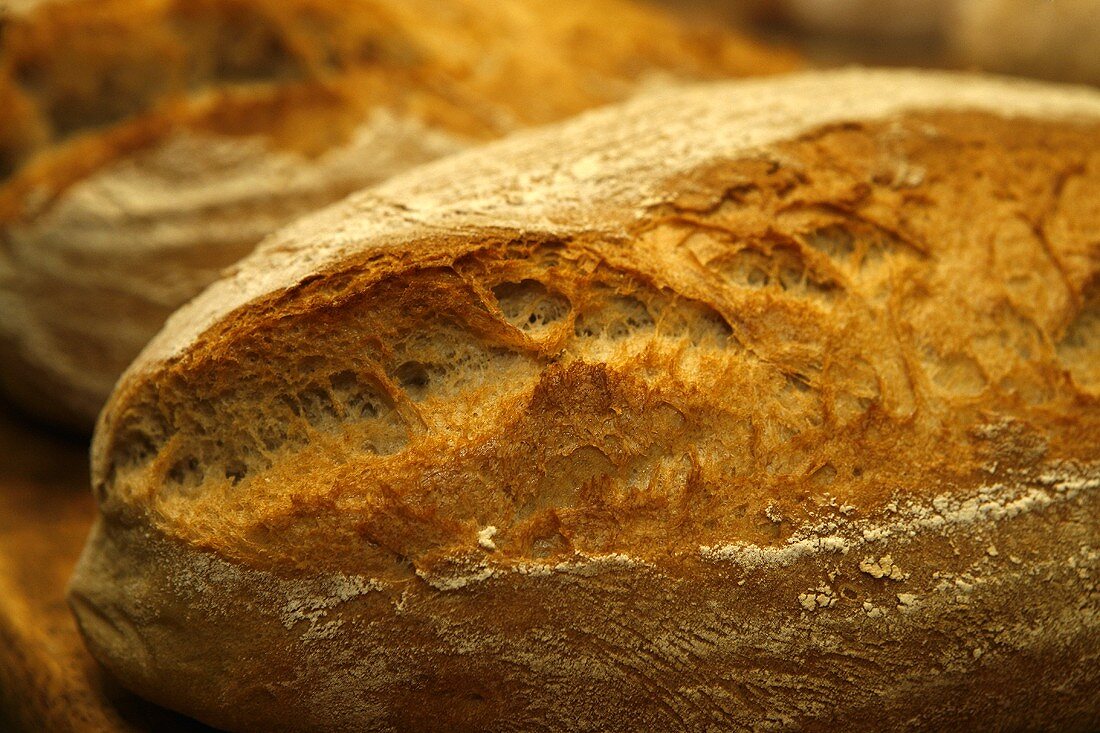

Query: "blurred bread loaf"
(0, 0), (798, 430)
(780, 0), (952, 39)
(676, 0), (1099, 85)
(70, 69), (1100, 732)
(950, 0), (1100, 86)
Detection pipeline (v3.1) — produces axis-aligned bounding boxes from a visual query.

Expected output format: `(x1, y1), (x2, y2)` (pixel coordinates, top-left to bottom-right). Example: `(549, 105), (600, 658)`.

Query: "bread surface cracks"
(98, 111), (1100, 576)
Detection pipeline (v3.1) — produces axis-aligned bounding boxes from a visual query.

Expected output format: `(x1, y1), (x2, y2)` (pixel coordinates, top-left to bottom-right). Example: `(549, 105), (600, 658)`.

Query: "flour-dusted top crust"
(139, 68), (1100, 368)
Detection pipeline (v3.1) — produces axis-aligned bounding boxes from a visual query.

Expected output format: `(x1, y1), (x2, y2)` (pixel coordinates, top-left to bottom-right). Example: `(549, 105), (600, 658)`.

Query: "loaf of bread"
(0, 0), (798, 431)
(70, 69), (1100, 731)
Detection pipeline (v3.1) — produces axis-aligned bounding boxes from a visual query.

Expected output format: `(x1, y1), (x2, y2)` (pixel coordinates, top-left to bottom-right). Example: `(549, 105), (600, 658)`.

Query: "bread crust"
(72, 70), (1100, 731)
(0, 0), (798, 430)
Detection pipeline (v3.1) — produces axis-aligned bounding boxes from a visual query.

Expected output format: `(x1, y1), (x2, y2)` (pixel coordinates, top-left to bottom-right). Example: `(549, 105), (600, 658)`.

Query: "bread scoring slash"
(71, 70), (1100, 731)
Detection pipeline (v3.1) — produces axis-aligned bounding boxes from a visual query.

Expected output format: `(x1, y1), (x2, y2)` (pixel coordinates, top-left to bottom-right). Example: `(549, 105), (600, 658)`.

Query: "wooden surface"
(0, 406), (213, 732)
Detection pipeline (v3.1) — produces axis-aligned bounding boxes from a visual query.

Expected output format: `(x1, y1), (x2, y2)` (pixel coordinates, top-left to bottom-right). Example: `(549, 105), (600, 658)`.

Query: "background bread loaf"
(779, 0), (952, 40)
(0, 0), (798, 431)
(652, 0), (1100, 85)
(949, 0), (1100, 86)
(70, 69), (1100, 732)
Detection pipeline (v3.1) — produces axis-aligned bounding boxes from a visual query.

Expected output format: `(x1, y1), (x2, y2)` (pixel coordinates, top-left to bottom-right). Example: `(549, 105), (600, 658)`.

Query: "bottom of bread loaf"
(69, 460), (1099, 732)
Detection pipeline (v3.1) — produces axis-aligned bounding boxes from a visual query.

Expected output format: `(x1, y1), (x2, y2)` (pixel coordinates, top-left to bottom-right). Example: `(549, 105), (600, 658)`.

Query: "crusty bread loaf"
(0, 0), (798, 431)
(70, 69), (1100, 732)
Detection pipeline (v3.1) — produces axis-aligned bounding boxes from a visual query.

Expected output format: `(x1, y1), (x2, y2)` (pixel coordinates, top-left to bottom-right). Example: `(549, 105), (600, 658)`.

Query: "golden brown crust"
(73, 70), (1100, 731)
(96, 109), (1100, 572)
